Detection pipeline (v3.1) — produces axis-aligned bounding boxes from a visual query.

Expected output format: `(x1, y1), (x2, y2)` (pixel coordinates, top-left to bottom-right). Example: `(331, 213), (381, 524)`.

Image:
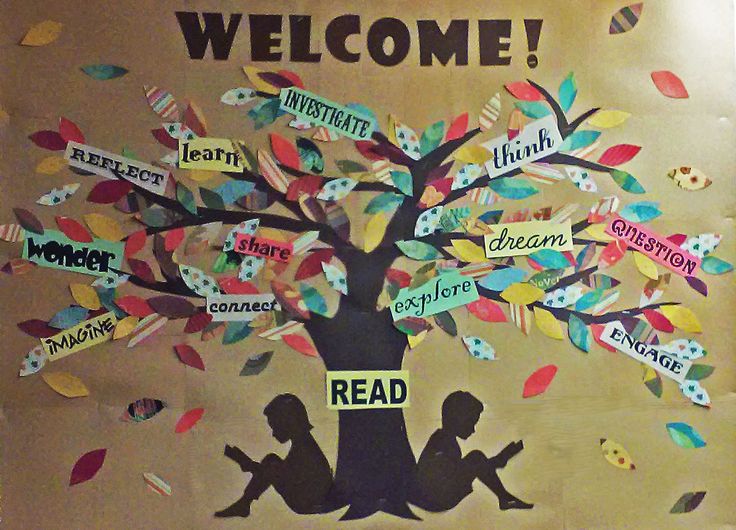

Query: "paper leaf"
(69, 449), (107, 486)
(642, 366), (663, 398)
(223, 321), (252, 345)
(533, 307), (564, 339)
(147, 296), (196, 319)
(20, 20), (62, 46)
(660, 338), (707, 361)
(651, 71), (689, 99)
(568, 314), (591, 352)
(501, 283), (544, 305)
(419, 120), (444, 156)
(684, 364), (715, 381)
(35, 155), (67, 174)
(479, 93), (501, 130)
(283, 333), (319, 357)
(363, 212), (389, 253)
(396, 240), (442, 261)
(70, 284), (101, 310)
(701, 255), (733, 275)
(643, 309), (674, 332)
(48, 306), (88, 329)
(467, 297), (507, 322)
(680, 379), (711, 407)
(599, 240), (627, 269)
(294, 249), (334, 281)
(300, 284), (329, 316)
(600, 438), (636, 470)
(633, 252), (658, 280)
(322, 261), (348, 295)
(116, 295), (154, 317)
(81, 64), (128, 80)
(462, 336), (496, 360)
(667, 166), (712, 191)
(488, 178), (539, 199)
(558, 72), (577, 112)
(434, 311), (457, 336)
(454, 145), (493, 165)
(670, 491), (706, 514)
(666, 422), (706, 449)
(87, 180), (133, 204)
(112, 316), (138, 339)
(269, 133), (300, 169)
(61, 118), (85, 144)
(14, 208), (44, 234)
(588, 110), (631, 128)
(42, 372), (89, 398)
(445, 113), (469, 141)
(240, 351), (274, 376)
(174, 344), (205, 371)
(505, 81), (543, 101)
(29, 130), (66, 151)
(514, 101), (550, 119)
(220, 87), (256, 106)
(54, 216), (93, 243)
(19, 345), (48, 376)
(619, 201), (661, 223)
(529, 249), (570, 270)
(478, 267), (527, 291)
(17, 319), (57, 338)
(523, 365), (558, 397)
(598, 144), (641, 166)
(83, 213), (123, 241)
(175, 408), (204, 433)
(450, 239), (487, 263)
(661, 306), (702, 333)
(609, 3), (643, 34)
(317, 178), (358, 201)
(127, 314), (168, 347)
(143, 473), (172, 496)
(414, 206), (443, 237)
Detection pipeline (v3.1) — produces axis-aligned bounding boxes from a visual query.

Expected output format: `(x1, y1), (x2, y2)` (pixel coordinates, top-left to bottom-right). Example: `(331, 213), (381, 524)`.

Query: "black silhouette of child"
(215, 394), (333, 517)
(410, 391), (533, 512)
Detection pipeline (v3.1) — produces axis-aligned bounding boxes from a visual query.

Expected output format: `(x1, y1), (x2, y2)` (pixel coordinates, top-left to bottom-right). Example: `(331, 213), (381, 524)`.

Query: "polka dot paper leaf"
(220, 87), (256, 106)
(598, 240), (627, 269)
(289, 116), (313, 130)
(414, 206), (443, 237)
(20, 20), (63, 46)
(543, 286), (583, 308)
(69, 449), (107, 486)
(316, 178), (358, 201)
(599, 438), (635, 470)
(680, 233), (721, 259)
(523, 365), (558, 398)
(322, 260), (348, 295)
(223, 219), (259, 252)
(238, 255), (265, 281)
(462, 336), (496, 360)
(451, 163), (483, 190)
(91, 270), (129, 289)
(651, 71), (689, 99)
(179, 265), (221, 298)
(19, 345), (48, 376)
(680, 379), (711, 407)
(161, 122), (197, 141)
(666, 422), (706, 449)
(660, 339), (707, 361)
(42, 372), (89, 398)
(587, 110), (631, 129)
(391, 116), (421, 160)
(609, 3), (643, 34)
(568, 314), (591, 353)
(533, 307), (564, 339)
(667, 166), (712, 191)
(670, 491), (707, 514)
(661, 305), (702, 333)
(565, 167), (597, 193)
(36, 183), (80, 207)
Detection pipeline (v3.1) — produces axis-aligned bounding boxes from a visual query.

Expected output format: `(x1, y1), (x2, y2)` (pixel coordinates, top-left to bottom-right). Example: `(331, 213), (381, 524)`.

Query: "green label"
(390, 271), (479, 321)
(23, 230), (124, 277)
(279, 87), (374, 140)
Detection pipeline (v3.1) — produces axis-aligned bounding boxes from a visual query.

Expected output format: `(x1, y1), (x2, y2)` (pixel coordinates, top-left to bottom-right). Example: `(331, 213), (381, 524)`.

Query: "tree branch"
(565, 107), (600, 136)
(278, 164), (397, 193)
(545, 153), (613, 173)
(527, 79), (568, 131)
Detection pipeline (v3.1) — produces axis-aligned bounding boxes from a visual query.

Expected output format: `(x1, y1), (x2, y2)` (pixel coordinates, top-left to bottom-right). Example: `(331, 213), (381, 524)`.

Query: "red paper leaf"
(58, 117), (85, 144)
(685, 275), (708, 297)
(467, 297), (507, 322)
(128, 258), (156, 283)
(14, 208), (44, 235)
(269, 133), (300, 169)
(667, 233), (687, 245)
(29, 130), (67, 151)
(218, 276), (259, 294)
(286, 175), (323, 201)
(184, 311), (213, 333)
(294, 249), (335, 280)
(182, 103), (207, 137)
(151, 127), (179, 150)
(87, 180), (133, 204)
(175, 408), (204, 433)
(505, 81), (544, 101)
(148, 295), (196, 318)
(651, 71), (689, 99)
(164, 228), (185, 251)
(125, 230), (147, 257)
(70, 448), (107, 486)
(354, 140), (384, 161)
(597, 144), (641, 166)
(598, 240), (627, 269)
(115, 295), (154, 317)
(17, 319), (57, 338)
(523, 365), (558, 398)
(590, 324), (617, 352)
(55, 216), (93, 243)
(282, 333), (319, 357)
(2, 258), (36, 275)
(174, 344), (205, 371)
(386, 268), (412, 288)
(643, 309), (675, 332)
(276, 69), (305, 88)
(445, 112), (469, 141)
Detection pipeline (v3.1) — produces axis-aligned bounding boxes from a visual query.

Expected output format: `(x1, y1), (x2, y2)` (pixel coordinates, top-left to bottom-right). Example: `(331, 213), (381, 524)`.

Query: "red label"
(234, 234), (293, 263)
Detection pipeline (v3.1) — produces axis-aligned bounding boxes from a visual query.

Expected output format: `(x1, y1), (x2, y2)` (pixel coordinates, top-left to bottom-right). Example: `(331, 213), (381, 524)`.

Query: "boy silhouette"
(411, 391), (533, 512)
(215, 394), (333, 517)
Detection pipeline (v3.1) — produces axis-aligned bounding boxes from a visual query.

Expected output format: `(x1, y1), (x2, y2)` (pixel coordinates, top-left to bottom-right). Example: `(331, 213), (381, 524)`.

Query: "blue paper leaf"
(488, 178), (539, 200)
(365, 192), (405, 213)
(568, 314), (591, 352)
(666, 422), (706, 448)
(478, 267), (527, 291)
(81, 64), (128, 80)
(223, 321), (252, 345)
(213, 180), (256, 205)
(559, 130), (601, 151)
(299, 284), (329, 316)
(620, 201), (662, 222)
(574, 288), (604, 311)
(610, 169), (646, 194)
(558, 72), (577, 112)
(528, 249), (570, 269)
(389, 171), (413, 196)
(48, 306), (89, 329)
(701, 255), (733, 275)
(514, 101), (551, 119)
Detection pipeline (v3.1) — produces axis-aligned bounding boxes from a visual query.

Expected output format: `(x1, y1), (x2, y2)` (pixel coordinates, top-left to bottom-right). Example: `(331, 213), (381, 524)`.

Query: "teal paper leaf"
(419, 120), (445, 156)
(488, 178), (539, 199)
(558, 72), (577, 112)
(478, 267), (527, 291)
(365, 192), (405, 213)
(574, 288), (604, 311)
(610, 169), (646, 194)
(81, 64), (128, 80)
(389, 171), (413, 196)
(199, 187), (225, 210)
(176, 182), (197, 215)
(665, 422), (706, 448)
(528, 269), (564, 290)
(296, 137), (324, 174)
(462, 336), (496, 360)
(701, 255), (733, 275)
(248, 98), (281, 129)
(48, 306), (89, 329)
(568, 314), (591, 352)
(559, 130), (601, 151)
(223, 321), (252, 345)
(620, 201), (662, 222)
(346, 102), (380, 133)
(299, 284), (329, 316)
(213, 180), (255, 204)
(685, 364), (715, 381)
(528, 249), (570, 269)
(395, 240), (443, 260)
(514, 101), (551, 119)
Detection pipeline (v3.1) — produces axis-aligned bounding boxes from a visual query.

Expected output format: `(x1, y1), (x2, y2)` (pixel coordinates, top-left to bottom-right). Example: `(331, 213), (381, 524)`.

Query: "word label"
(484, 220), (573, 258)
(234, 234), (293, 263)
(483, 115), (562, 178)
(279, 87), (374, 140)
(600, 321), (692, 383)
(391, 271), (479, 320)
(23, 230), (124, 277)
(605, 215), (700, 277)
(42, 312), (117, 361)
(206, 294), (281, 321)
(65, 141), (169, 195)
(326, 370), (410, 410)
(179, 137), (243, 171)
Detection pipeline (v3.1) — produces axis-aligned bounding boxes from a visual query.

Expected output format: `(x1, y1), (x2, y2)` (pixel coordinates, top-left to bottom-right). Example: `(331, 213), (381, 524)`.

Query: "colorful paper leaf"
(523, 365), (558, 397)
(568, 314), (591, 352)
(666, 422), (706, 449)
(81, 65), (128, 80)
(69, 449), (107, 486)
(43, 372), (89, 398)
(651, 71), (689, 99)
(174, 408), (204, 433)
(670, 491), (706, 513)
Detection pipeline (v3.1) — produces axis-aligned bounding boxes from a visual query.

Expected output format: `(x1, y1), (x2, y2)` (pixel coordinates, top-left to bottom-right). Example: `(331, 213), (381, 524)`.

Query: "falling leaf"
(112, 316), (139, 339)
(19, 345), (48, 376)
(35, 155), (67, 175)
(651, 71), (689, 99)
(462, 336), (496, 360)
(175, 408), (205, 433)
(54, 216), (92, 242)
(14, 208), (44, 234)
(609, 3), (643, 34)
(283, 333), (319, 357)
(600, 438), (636, 470)
(148, 296), (196, 319)
(667, 166), (712, 191)
(81, 65), (128, 80)
(20, 20), (63, 46)
(523, 365), (558, 397)
(174, 344), (206, 371)
(666, 422), (706, 449)
(143, 473), (172, 496)
(69, 448), (107, 486)
(240, 351), (274, 376)
(642, 366), (663, 398)
(434, 311), (457, 336)
(127, 314), (168, 348)
(479, 93), (501, 131)
(42, 372), (89, 398)
(670, 491), (706, 514)
(533, 307), (564, 339)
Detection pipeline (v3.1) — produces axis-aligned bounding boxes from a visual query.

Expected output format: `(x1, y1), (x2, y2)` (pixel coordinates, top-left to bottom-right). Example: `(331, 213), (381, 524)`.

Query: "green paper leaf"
(528, 249), (569, 269)
(528, 269), (564, 290)
(514, 101), (551, 119)
(223, 321), (252, 345)
(574, 288), (604, 311)
(199, 187), (225, 210)
(559, 130), (601, 151)
(296, 137), (324, 174)
(239, 351), (273, 376)
(396, 240), (443, 261)
(389, 171), (413, 196)
(419, 120), (445, 156)
(336, 159), (368, 176)
(299, 284), (329, 316)
(488, 178), (539, 199)
(669, 491), (706, 514)
(365, 192), (405, 213)
(176, 182), (197, 215)
(81, 64), (128, 80)
(559, 72), (577, 112)
(568, 314), (590, 352)
(248, 98), (281, 129)
(434, 311), (457, 336)
(610, 169), (646, 194)
(685, 364), (715, 380)
(701, 255), (733, 275)
(212, 251), (241, 273)
(666, 422), (706, 449)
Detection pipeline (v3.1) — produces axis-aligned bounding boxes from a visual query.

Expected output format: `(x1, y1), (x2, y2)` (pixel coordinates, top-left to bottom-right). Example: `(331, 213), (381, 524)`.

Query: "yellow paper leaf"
(376, 288), (392, 311)
(661, 305), (702, 333)
(113, 316), (139, 339)
(20, 20), (63, 47)
(258, 227), (286, 241)
(585, 223), (615, 242)
(35, 156), (67, 175)
(455, 145), (493, 164)
(69, 284), (101, 310)
(501, 282), (544, 305)
(450, 239), (487, 263)
(387, 115), (399, 146)
(364, 212), (389, 253)
(83, 213), (123, 241)
(533, 307), (564, 339)
(633, 252), (658, 280)
(600, 438), (636, 470)
(242, 66), (280, 95)
(187, 169), (217, 182)
(587, 110), (631, 129)
(407, 330), (428, 349)
(42, 372), (89, 398)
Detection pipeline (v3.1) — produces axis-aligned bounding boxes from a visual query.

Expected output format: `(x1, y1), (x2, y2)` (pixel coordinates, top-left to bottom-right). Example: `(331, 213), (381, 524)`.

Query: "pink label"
(234, 234), (293, 263)
(604, 215), (700, 277)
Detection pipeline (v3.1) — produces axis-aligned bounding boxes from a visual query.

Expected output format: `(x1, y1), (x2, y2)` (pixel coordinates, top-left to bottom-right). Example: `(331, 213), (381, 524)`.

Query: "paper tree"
(13, 69), (730, 520)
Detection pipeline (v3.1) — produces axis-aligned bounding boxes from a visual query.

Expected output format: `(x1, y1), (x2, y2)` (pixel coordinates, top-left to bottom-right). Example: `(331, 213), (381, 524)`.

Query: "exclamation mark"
(524, 19), (543, 68)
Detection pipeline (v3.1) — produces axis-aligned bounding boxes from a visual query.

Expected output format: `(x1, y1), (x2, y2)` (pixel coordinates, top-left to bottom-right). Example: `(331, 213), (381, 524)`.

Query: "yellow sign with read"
(41, 312), (117, 361)
(483, 220), (573, 258)
(325, 370), (410, 410)
(178, 137), (243, 171)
